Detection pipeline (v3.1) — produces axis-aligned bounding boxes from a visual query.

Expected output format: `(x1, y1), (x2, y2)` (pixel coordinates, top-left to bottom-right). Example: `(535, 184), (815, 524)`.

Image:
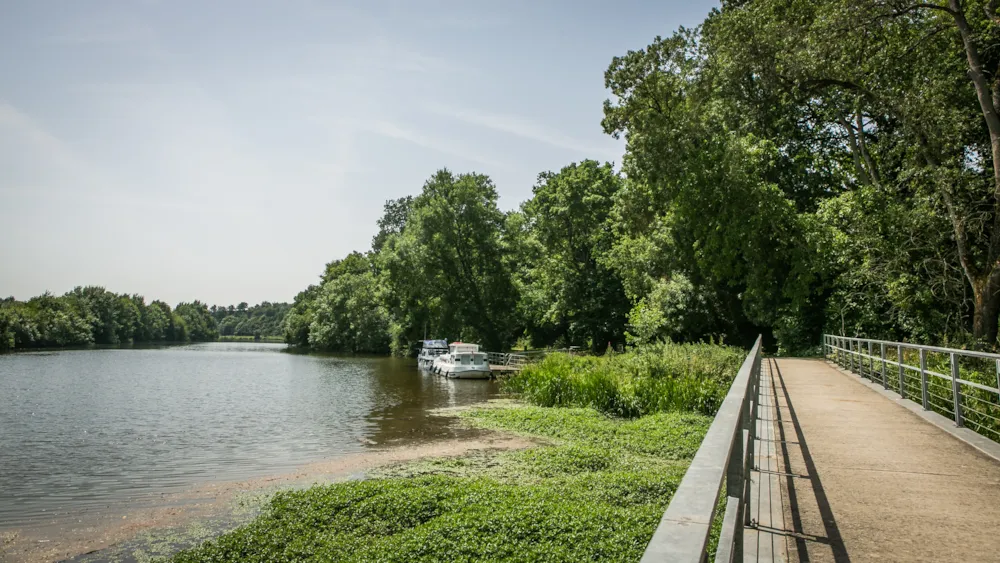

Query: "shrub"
(503, 341), (745, 417)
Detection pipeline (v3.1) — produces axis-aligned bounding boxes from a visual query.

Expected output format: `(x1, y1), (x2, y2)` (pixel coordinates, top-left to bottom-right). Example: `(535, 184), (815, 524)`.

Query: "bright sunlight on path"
(769, 358), (1000, 562)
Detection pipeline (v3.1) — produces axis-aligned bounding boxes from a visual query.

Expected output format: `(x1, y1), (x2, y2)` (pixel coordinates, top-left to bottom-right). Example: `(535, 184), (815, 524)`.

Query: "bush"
(503, 341), (746, 417)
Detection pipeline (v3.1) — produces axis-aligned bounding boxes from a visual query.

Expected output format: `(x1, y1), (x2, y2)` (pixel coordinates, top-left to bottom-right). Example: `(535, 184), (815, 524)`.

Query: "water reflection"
(0, 343), (499, 531)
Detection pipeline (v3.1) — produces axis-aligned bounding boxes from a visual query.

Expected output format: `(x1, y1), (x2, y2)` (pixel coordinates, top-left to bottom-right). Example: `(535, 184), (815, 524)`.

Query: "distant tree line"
(289, 0), (1000, 355)
(210, 302), (290, 338)
(0, 287), (290, 352)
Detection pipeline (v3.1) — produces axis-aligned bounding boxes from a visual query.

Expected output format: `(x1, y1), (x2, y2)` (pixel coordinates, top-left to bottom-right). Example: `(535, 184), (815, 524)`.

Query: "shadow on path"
(770, 358), (850, 563)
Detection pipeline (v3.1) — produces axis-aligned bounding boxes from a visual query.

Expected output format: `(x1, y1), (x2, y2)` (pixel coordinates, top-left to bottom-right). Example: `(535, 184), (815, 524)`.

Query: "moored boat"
(431, 342), (491, 379)
(417, 339), (449, 370)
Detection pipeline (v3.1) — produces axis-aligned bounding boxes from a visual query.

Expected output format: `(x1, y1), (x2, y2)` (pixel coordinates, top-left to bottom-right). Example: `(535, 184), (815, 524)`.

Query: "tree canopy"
(288, 0), (1000, 354)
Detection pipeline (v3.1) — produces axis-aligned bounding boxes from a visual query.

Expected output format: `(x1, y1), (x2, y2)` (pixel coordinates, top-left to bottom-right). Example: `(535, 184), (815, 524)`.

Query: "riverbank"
(170, 401), (713, 562)
(165, 342), (742, 562)
(2, 342), (741, 562)
(216, 335), (284, 343)
(0, 434), (533, 563)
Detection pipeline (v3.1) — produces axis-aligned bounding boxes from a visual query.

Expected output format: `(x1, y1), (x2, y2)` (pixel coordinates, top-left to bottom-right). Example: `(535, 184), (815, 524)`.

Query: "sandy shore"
(0, 432), (532, 563)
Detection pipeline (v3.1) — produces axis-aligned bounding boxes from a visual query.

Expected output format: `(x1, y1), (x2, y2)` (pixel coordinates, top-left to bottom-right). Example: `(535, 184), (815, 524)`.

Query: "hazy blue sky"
(1, 0), (718, 306)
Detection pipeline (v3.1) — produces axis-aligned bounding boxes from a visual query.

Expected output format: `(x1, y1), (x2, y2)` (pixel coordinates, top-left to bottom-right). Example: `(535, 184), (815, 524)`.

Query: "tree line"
(211, 302), (290, 338)
(288, 0), (1000, 355)
(0, 287), (290, 351)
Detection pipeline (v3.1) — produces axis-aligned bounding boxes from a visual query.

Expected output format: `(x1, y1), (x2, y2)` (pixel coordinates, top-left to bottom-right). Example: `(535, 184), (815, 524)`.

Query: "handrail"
(823, 335), (1000, 440)
(641, 335), (762, 563)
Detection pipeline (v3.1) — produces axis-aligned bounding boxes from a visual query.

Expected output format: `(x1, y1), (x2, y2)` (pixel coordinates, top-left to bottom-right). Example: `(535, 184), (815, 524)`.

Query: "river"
(0, 343), (501, 560)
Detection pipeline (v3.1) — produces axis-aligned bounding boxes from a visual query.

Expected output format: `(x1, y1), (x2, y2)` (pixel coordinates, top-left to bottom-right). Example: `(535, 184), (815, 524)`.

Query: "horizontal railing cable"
(824, 335), (1000, 441)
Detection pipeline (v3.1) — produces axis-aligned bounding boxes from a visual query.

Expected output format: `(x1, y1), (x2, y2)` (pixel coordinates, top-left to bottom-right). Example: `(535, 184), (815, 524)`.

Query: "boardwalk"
(764, 358), (1000, 562)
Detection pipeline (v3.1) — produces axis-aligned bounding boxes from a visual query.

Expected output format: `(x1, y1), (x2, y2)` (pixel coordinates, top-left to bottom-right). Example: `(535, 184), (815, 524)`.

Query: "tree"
(308, 254), (391, 353)
(601, 30), (826, 348)
(403, 169), (519, 351)
(521, 160), (631, 351)
(372, 196), (414, 253)
(174, 301), (218, 341)
(706, 0), (1000, 343)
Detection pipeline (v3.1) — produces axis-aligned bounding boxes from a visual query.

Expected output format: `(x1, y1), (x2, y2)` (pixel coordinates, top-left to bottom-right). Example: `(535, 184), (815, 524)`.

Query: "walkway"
(767, 358), (1000, 562)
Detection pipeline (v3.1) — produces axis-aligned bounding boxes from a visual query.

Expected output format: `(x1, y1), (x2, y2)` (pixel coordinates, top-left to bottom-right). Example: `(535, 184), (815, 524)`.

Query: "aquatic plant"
(171, 405), (713, 563)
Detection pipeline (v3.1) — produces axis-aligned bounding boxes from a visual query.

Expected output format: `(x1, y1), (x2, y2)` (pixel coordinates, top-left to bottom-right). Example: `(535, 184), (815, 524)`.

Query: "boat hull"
(445, 369), (491, 380)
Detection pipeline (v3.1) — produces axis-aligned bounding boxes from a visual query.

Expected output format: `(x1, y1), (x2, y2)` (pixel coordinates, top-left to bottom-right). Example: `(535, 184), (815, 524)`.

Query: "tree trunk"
(948, 0), (1000, 199)
(971, 270), (1000, 344)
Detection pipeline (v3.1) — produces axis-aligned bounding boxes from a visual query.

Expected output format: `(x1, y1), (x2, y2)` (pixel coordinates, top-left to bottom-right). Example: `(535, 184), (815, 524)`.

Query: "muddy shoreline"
(0, 432), (532, 563)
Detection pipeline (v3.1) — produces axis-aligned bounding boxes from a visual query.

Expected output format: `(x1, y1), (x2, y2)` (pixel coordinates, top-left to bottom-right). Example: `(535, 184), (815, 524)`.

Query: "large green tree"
(377, 170), (519, 353)
(706, 0), (1000, 344)
(308, 253), (391, 353)
(601, 30), (827, 349)
(521, 160), (630, 350)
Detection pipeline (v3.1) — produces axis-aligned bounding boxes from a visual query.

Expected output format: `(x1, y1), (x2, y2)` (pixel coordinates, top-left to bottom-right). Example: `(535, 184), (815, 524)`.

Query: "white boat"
(432, 342), (491, 379)
(417, 339), (449, 370)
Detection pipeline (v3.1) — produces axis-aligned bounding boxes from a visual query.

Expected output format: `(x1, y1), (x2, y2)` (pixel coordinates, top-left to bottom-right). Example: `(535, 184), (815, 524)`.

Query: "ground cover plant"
(170, 342), (741, 562)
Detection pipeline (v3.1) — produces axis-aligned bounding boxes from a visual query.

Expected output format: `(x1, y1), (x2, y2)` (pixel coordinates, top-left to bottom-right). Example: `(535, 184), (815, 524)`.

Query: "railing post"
(996, 359), (1000, 404)
(951, 353), (963, 427)
(920, 349), (929, 410)
(880, 342), (887, 389)
(897, 345), (905, 400)
(849, 339), (854, 373)
(868, 340), (874, 380)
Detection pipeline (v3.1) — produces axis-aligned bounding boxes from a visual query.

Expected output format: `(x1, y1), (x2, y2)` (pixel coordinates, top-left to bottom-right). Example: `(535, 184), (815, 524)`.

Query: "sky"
(0, 0), (719, 306)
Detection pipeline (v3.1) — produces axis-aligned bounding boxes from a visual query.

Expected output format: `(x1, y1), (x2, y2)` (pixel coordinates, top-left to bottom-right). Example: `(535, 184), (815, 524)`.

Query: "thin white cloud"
(363, 119), (502, 168)
(427, 103), (615, 157)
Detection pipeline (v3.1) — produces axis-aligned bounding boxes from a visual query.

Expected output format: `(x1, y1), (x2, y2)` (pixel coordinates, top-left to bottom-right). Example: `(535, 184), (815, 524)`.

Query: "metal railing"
(485, 352), (530, 368)
(823, 335), (1000, 441)
(641, 335), (762, 563)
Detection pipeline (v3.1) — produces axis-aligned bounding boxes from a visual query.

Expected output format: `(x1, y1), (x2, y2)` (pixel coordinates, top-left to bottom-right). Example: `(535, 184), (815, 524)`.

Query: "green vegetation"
(505, 343), (746, 417)
(170, 341), (738, 562)
(0, 288), (208, 351)
(171, 406), (708, 563)
(1, 289), (291, 352)
(287, 2), (1000, 355)
(210, 302), (291, 339)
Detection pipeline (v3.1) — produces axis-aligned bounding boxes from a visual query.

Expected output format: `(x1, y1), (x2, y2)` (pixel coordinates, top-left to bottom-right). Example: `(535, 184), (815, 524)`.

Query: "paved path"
(769, 358), (1000, 562)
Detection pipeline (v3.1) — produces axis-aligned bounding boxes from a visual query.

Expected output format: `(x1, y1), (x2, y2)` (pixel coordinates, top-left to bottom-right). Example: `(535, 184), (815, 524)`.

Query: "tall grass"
(503, 342), (747, 418)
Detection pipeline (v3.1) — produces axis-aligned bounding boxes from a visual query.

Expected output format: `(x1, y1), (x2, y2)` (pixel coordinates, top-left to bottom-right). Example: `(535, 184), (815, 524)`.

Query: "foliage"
(504, 341), (746, 417)
(0, 289), (222, 351)
(307, 253), (391, 353)
(174, 301), (219, 342)
(171, 403), (713, 563)
(286, 0), (1000, 353)
(211, 301), (291, 339)
(519, 161), (631, 351)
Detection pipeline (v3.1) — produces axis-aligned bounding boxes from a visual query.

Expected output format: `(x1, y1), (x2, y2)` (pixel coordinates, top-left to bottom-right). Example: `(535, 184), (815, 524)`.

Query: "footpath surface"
(769, 358), (1000, 563)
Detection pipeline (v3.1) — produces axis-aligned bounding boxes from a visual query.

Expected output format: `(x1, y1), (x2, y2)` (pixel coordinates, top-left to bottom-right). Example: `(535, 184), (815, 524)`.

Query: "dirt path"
(0, 434), (533, 563)
(772, 358), (1000, 562)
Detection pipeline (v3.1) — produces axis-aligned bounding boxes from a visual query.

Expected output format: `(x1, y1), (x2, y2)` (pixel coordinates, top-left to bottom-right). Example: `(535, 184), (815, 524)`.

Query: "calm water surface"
(0, 343), (499, 530)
